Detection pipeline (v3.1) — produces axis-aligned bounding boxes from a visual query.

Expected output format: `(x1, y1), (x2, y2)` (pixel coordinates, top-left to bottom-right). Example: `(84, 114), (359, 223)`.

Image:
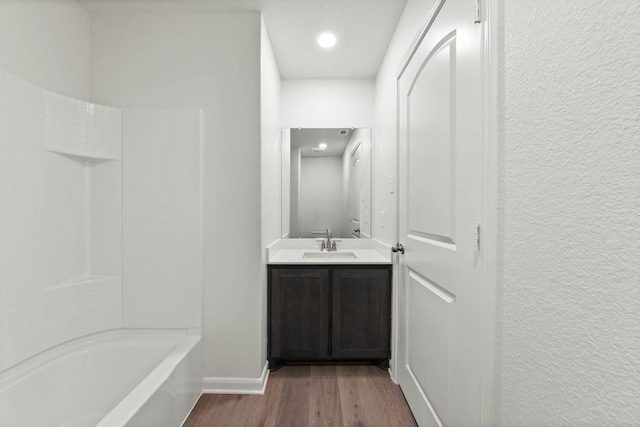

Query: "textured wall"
(497, 1), (640, 424)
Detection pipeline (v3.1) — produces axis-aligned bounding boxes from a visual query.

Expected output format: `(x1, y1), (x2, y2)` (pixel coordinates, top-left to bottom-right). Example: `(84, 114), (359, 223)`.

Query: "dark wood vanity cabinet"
(268, 265), (391, 370)
(269, 268), (330, 360)
(331, 268), (391, 359)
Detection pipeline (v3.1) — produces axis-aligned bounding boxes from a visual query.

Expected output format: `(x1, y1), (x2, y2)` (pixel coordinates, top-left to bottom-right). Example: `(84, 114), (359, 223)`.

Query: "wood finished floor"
(184, 365), (417, 427)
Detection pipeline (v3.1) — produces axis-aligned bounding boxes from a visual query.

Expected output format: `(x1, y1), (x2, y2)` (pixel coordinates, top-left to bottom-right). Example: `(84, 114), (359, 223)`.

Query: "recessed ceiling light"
(319, 143), (328, 149)
(316, 31), (337, 49)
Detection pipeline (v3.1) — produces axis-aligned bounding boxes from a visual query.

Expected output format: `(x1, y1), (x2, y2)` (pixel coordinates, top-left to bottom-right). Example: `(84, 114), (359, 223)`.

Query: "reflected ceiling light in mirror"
(316, 30), (338, 49)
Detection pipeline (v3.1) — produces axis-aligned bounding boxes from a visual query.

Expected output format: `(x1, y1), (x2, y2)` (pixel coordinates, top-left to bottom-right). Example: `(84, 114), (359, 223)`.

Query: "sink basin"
(303, 251), (357, 259)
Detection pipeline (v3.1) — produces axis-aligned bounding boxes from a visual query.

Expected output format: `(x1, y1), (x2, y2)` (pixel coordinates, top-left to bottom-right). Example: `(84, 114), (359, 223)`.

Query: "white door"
(349, 143), (362, 238)
(396, 0), (485, 426)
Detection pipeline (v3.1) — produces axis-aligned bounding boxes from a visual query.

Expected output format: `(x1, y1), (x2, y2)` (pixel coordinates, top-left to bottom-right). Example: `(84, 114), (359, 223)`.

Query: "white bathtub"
(0, 329), (202, 427)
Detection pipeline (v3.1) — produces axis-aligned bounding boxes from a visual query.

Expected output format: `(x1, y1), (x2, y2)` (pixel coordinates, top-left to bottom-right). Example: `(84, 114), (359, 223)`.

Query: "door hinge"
(474, 0), (481, 23)
(473, 223), (481, 251)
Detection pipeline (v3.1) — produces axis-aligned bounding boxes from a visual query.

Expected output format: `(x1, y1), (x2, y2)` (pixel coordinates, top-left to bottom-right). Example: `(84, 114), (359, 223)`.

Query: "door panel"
(397, 0), (485, 426)
(407, 269), (455, 426)
(408, 34), (457, 245)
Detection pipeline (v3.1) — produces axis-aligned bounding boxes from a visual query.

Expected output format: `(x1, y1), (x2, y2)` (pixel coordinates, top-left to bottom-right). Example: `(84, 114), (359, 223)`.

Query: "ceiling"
(291, 128), (352, 158)
(262, 0), (406, 78)
(76, 0), (407, 79)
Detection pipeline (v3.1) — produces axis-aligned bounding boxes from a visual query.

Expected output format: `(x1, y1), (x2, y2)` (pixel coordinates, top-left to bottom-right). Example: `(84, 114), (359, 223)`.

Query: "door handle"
(391, 243), (405, 254)
(354, 228), (360, 233)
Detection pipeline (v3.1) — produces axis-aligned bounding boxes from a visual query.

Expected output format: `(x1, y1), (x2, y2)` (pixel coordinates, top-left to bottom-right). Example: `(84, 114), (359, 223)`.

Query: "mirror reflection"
(281, 128), (371, 239)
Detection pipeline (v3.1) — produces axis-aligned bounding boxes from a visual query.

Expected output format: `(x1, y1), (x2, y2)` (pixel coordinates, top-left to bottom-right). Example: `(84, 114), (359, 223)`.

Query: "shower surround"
(0, 68), (204, 425)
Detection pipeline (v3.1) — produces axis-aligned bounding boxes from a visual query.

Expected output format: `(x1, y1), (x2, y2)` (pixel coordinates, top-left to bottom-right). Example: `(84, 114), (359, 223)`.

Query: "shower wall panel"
(122, 109), (203, 329)
(0, 69), (122, 372)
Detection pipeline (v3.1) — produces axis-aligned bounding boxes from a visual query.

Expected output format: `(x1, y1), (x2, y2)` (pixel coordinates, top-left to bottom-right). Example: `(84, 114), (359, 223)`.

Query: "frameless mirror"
(281, 128), (372, 239)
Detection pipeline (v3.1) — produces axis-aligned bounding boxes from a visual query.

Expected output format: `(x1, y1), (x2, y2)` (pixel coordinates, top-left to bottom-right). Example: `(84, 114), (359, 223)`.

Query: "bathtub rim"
(0, 328), (196, 387)
(95, 331), (201, 427)
(0, 328), (202, 427)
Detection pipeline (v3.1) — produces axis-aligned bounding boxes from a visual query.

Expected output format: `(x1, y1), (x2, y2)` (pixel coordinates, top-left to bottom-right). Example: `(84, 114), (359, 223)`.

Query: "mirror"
(281, 128), (372, 239)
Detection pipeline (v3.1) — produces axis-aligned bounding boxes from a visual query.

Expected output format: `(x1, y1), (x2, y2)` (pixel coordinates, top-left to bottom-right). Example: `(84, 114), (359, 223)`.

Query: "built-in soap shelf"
(43, 275), (121, 293)
(46, 147), (120, 161)
(0, 68), (122, 161)
(43, 91), (122, 160)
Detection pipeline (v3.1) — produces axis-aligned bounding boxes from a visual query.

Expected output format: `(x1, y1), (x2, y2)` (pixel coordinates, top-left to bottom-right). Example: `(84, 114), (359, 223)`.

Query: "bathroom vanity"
(267, 239), (392, 371)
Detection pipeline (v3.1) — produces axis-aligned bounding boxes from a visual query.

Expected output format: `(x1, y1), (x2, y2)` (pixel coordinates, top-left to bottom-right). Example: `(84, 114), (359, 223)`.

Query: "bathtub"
(0, 329), (202, 427)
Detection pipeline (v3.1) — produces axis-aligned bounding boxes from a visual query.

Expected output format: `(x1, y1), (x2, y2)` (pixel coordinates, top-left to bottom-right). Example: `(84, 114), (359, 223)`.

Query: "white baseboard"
(202, 361), (269, 395)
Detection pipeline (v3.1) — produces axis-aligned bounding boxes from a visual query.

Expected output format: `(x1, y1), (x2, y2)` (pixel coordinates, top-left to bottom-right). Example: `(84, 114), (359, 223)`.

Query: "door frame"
(389, 0), (499, 425)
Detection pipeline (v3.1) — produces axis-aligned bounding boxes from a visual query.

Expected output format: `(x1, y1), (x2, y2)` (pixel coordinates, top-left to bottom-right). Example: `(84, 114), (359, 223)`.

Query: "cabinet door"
(332, 268), (391, 359)
(270, 268), (329, 360)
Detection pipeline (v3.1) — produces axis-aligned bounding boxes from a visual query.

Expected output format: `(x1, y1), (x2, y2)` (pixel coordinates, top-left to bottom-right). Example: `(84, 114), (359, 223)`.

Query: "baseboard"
(388, 363), (398, 384)
(202, 361), (269, 395)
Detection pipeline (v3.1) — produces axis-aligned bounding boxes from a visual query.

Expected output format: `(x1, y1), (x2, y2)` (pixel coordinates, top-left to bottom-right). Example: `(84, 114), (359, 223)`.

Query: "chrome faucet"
(324, 227), (337, 251)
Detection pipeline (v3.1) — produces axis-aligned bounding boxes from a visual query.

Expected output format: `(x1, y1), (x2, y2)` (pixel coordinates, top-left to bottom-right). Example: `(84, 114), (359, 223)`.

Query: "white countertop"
(267, 238), (392, 265)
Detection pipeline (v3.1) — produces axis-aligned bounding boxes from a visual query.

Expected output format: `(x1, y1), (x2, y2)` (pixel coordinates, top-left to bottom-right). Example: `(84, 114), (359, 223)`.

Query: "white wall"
(496, 1), (640, 424)
(281, 79), (375, 128)
(280, 130), (291, 238)
(299, 156), (343, 238)
(261, 18), (282, 251)
(289, 146), (301, 238)
(90, 12), (265, 381)
(0, 0), (89, 100)
(260, 17), (282, 372)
